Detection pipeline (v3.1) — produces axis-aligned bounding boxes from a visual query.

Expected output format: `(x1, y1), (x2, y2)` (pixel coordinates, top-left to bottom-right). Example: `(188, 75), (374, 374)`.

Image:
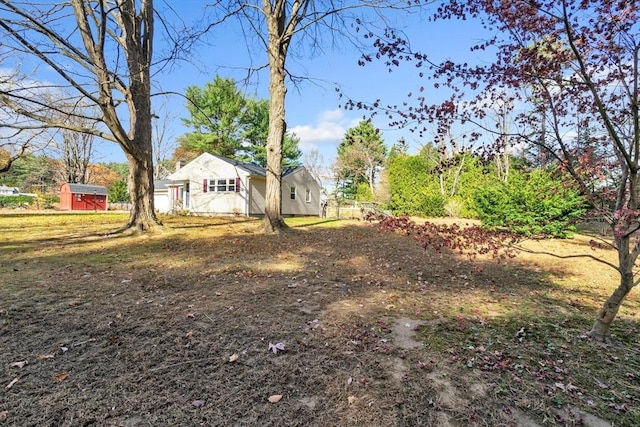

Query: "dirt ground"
(0, 213), (639, 426)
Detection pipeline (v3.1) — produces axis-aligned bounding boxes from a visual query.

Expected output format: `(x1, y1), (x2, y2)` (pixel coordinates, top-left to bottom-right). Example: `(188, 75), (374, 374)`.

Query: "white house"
(155, 153), (321, 216)
(0, 185), (20, 195)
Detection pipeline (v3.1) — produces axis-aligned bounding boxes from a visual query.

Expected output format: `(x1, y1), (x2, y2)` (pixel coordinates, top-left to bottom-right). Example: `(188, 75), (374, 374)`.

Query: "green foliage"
(355, 182), (374, 201)
(387, 155), (446, 216)
(179, 77), (301, 167)
(388, 137), (409, 161)
(181, 76), (245, 157)
(0, 195), (36, 208)
(336, 120), (387, 197)
(474, 168), (586, 237)
(104, 162), (128, 180)
(236, 100), (301, 167)
(0, 154), (56, 193)
(108, 180), (130, 203)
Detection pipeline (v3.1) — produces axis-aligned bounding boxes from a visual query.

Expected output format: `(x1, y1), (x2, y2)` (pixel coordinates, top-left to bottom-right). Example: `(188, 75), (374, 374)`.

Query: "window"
(75, 194), (82, 202)
(290, 186), (296, 200)
(305, 189), (311, 203)
(206, 178), (236, 192)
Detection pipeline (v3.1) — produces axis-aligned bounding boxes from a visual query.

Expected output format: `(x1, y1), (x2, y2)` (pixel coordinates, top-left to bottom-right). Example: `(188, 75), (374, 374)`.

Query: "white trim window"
(305, 188), (311, 203)
(290, 186), (296, 200)
(203, 178), (239, 193)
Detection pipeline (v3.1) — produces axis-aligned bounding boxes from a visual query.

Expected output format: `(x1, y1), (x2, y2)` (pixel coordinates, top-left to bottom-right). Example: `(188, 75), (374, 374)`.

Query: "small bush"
(444, 198), (464, 218)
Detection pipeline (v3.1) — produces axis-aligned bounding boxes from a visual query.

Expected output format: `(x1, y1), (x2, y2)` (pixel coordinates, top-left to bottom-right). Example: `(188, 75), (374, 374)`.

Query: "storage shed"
(59, 183), (108, 211)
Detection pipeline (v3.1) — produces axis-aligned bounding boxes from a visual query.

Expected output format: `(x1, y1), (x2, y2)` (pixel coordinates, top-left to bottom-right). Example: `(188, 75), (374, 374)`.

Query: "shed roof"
(64, 183), (109, 195)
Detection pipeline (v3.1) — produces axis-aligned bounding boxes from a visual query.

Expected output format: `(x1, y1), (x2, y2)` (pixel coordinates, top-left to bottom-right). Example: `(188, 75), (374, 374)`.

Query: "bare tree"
(302, 148), (328, 196)
(0, 70), (52, 173)
(204, 0), (420, 233)
(151, 107), (177, 179)
(45, 99), (99, 185)
(0, 0), (161, 231)
(56, 129), (94, 184)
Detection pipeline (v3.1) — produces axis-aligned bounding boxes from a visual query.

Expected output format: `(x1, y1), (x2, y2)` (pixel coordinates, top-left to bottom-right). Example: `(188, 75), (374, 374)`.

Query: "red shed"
(59, 183), (108, 211)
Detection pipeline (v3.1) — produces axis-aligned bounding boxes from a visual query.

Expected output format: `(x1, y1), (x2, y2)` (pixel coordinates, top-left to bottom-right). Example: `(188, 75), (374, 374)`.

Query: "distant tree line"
(332, 121), (587, 238)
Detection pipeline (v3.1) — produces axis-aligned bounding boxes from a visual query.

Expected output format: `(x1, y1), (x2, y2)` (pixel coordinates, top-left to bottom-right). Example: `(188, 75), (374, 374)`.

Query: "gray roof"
(154, 179), (173, 190)
(282, 165), (304, 177)
(210, 154), (303, 178)
(210, 154), (266, 177)
(65, 183), (108, 195)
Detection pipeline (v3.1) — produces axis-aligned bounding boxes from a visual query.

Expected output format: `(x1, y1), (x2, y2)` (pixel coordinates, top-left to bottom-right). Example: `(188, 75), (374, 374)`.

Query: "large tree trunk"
(588, 236), (636, 342)
(263, 28), (288, 234)
(125, 148), (160, 232)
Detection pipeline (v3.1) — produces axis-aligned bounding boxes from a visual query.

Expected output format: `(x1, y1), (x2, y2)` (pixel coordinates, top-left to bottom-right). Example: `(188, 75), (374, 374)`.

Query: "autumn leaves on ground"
(1, 213), (639, 426)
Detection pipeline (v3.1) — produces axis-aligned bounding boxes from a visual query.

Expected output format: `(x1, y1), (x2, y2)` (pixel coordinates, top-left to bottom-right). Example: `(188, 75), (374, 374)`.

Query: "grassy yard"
(1, 212), (639, 426)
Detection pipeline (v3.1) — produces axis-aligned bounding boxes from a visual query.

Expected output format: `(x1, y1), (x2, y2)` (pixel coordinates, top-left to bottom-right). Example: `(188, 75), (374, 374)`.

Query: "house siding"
(168, 154), (250, 215)
(281, 168), (321, 216)
(249, 178), (266, 215)
(166, 153), (321, 217)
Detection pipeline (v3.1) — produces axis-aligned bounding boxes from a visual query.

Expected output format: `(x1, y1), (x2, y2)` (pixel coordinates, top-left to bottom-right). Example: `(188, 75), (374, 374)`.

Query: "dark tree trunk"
(125, 148), (160, 232)
(588, 276), (633, 342)
(588, 235), (636, 342)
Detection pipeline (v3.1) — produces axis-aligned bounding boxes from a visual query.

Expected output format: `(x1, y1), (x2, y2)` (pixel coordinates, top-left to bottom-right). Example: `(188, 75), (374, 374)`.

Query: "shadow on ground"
(0, 214), (638, 426)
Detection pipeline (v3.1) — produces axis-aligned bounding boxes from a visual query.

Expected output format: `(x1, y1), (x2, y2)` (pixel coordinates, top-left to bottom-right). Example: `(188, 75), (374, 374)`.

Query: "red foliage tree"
(349, 1), (640, 342)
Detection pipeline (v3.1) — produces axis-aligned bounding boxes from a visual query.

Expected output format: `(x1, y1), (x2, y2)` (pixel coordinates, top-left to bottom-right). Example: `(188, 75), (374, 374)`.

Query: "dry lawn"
(0, 212), (639, 426)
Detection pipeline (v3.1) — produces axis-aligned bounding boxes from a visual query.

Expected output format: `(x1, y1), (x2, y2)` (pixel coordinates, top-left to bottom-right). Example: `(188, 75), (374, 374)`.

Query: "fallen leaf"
(268, 394), (283, 403)
(229, 353), (239, 363)
(5, 377), (19, 390)
(115, 312), (123, 319)
(192, 400), (205, 408)
(186, 312), (195, 319)
(53, 372), (69, 382)
(38, 354), (55, 360)
(348, 395), (358, 405)
(10, 361), (27, 369)
(268, 342), (285, 354)
(60, 347), (69, 354)
(0, 410), (7, 421)
(106, 336), (120, 346)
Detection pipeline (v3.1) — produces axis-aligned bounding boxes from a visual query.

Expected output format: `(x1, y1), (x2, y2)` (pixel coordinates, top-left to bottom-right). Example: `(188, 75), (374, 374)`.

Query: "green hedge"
(0, 195), (36, 208)
(473, 169), (586, 237)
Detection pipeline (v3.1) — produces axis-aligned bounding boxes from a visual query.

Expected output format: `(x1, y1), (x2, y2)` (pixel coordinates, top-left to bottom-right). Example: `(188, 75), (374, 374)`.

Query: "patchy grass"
(0, 212), (639, 426)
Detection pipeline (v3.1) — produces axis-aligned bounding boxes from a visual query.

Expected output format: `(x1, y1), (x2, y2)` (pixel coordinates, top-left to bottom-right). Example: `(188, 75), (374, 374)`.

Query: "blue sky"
(87, 3), (492, 166)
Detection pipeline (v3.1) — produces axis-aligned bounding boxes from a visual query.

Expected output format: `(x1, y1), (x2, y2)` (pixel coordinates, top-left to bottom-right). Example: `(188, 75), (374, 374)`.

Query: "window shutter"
(235, 177), (241, 192)
(203, 179), (208, 193)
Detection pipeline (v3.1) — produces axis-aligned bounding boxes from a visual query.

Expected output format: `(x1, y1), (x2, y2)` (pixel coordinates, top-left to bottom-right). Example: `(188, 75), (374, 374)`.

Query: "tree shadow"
(1, 215), (638, 426)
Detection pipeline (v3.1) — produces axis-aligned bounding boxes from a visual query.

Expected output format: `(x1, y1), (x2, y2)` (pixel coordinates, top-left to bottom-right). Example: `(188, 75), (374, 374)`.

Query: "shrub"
(388, 155), (446, 216)
(473, 168), (586, 237)
(355, 182), (374, 202)
(0, 195), (36, 208)
(108, 180), (130, 203)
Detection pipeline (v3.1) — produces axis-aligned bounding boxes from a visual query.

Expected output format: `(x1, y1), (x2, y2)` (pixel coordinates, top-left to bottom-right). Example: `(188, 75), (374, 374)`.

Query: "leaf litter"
(0, 214), (635, 426)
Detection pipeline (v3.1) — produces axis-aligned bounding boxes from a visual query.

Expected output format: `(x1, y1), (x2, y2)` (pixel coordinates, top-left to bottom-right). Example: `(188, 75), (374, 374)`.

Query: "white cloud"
(290, 109), (361, 156)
